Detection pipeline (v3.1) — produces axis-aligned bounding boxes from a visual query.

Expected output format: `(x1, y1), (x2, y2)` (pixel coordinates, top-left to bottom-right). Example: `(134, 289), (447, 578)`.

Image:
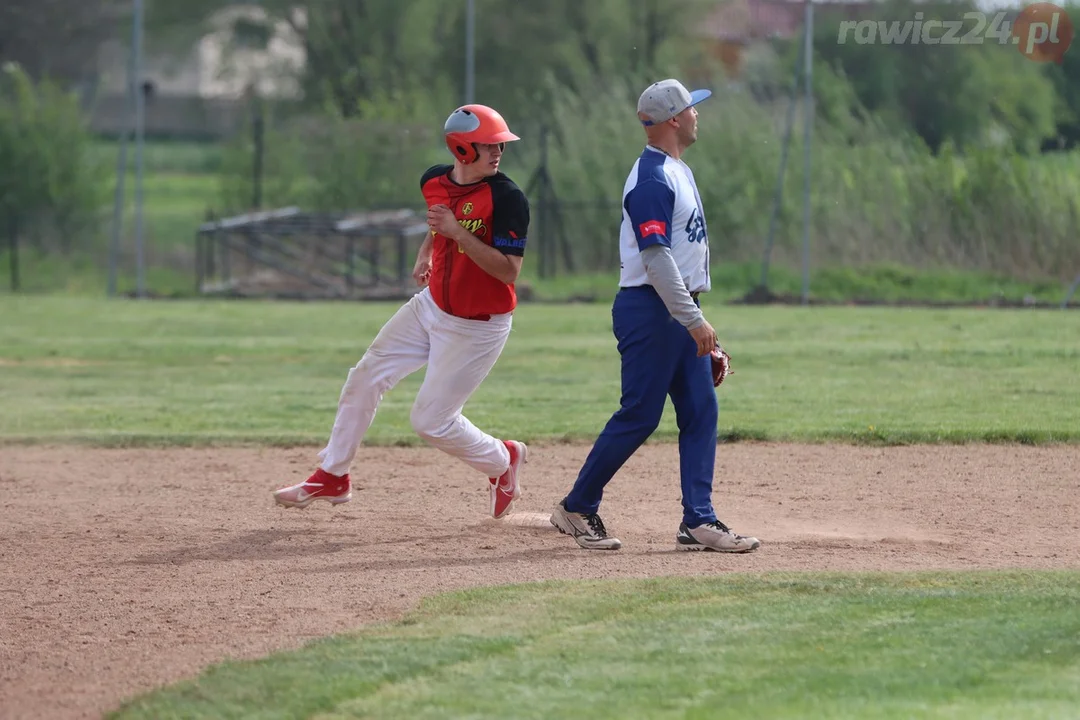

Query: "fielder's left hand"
(711, 347), (733, 387)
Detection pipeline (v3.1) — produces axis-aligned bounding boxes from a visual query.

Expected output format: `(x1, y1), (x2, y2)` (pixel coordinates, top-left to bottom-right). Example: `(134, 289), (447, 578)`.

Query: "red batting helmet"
(443, 104), (520, 164)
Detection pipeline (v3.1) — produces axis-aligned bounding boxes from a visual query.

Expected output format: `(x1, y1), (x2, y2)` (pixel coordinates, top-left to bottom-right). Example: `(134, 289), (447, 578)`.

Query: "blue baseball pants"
(564, 285), (719, 527)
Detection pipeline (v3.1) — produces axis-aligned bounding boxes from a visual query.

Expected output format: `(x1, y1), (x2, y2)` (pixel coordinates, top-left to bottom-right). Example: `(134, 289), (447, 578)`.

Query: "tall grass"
(539, 80), (1080, 281)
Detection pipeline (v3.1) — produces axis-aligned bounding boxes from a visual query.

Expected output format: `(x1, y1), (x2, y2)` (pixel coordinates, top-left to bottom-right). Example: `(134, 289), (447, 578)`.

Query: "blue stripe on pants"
(564, 286), (718, 527)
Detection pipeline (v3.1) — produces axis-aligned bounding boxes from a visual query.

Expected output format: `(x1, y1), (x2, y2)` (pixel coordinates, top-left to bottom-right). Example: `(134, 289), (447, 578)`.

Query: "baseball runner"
(550, 79), (761, 553)
(273, 104), (530, 519)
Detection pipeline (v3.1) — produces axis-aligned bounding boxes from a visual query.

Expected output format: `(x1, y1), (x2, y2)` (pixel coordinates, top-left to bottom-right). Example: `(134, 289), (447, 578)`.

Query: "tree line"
(134, 0), (1080, 154)
(4, 0), (1078, 154)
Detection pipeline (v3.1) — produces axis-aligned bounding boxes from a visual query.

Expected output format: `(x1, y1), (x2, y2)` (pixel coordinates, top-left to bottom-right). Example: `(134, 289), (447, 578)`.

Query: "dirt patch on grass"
(1, 443), (1078, 719)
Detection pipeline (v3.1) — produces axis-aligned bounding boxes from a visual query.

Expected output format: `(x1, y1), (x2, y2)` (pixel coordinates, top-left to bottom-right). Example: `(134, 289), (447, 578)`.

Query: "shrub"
(0, 63), (108, 254)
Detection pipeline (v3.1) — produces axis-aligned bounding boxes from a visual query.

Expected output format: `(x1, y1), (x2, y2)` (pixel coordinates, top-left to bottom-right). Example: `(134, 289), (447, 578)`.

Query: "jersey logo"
(458, 218), (487, 237)
(639, 220), (667, 238)
(685, 209), (707, 244)
(493, 235), (527, 250)
(462, 202), (474, 216)
(454, 217), (488, 252)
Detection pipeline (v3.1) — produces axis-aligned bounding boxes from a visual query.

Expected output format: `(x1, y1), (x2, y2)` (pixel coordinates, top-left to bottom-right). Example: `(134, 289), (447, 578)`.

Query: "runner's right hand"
(413, 255), (432, 287)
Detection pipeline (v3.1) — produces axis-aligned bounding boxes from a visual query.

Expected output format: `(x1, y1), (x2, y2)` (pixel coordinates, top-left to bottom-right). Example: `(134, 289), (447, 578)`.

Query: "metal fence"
(195, 207), (430, 299)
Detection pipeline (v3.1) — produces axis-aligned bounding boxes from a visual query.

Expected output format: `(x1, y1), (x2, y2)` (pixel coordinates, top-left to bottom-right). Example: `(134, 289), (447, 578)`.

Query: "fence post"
(1064, 274), (1080, 309)
(8, 215), (18, 292)
(759, 27), (804, 296)
(220, 226), (231, 286)
(252, 94), (265, 210)
(345, 235), (355, 292)
(370, 235), (380, 286)
(397, 232), (407, 286)
(800, 0), (814, 306)
(195, 230), (203, 294)
(132, 0), (147, 299)
(540, 193), (552, 279)
(108, 130), (129, 298)
(206, 210), (217, 282)
(526, 126), (555, 279)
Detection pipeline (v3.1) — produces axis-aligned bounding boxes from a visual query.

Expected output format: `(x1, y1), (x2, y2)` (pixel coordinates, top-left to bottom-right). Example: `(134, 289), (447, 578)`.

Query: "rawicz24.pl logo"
(836, 3), (1073, 63)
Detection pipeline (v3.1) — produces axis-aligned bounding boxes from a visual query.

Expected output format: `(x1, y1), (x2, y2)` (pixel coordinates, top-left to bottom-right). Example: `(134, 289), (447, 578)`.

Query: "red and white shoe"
(272, 468), (352, 509)
(489, 440), (527, 519)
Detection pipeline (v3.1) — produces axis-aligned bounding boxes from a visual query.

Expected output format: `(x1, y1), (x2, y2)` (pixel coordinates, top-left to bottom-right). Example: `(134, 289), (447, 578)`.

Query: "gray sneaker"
(550, 500), (622, 550)
(676, 521), (761, 553)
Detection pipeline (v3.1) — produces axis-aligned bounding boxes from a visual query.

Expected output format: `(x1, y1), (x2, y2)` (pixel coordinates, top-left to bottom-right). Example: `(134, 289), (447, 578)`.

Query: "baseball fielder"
(550, 79), (761, 552)
(273, 104), (529, 519)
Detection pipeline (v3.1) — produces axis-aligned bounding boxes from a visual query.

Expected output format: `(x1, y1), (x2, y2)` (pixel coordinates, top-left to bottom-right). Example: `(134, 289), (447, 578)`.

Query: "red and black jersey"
(420, 165), (530, 319)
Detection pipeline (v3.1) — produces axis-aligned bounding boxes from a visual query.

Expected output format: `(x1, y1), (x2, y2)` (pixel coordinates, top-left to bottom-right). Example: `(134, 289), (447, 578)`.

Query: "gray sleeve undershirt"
(640, 245), (705, 330)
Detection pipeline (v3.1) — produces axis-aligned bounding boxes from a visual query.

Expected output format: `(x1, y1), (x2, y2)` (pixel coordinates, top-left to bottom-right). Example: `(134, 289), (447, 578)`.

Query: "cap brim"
(688, 89), (712, 107)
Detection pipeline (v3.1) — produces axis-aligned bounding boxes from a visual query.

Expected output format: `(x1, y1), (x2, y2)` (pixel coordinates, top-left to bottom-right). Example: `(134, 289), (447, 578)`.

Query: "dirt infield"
(2, 442), (1078, 719)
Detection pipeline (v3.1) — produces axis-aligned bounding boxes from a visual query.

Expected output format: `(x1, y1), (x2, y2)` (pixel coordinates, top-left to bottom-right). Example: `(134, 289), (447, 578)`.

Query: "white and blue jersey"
(564, 145), (720, 528)
(618, 146), (710, 293)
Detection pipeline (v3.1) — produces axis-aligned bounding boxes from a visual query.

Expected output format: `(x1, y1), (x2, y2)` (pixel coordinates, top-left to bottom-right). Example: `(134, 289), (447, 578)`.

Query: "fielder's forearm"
(640, 245), (705, 330)
(449, 228), (520, 284)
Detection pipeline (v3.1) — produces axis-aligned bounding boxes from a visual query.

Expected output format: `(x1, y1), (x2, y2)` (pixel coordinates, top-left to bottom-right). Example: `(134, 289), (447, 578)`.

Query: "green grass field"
(109, 572), (1080, 719)
(1, 296), (1078, 446)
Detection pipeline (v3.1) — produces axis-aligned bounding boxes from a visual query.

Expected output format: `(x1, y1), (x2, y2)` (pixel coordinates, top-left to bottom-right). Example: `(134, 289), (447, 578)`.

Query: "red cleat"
(272, 468), (352, 509)
(489, 440), (527, 519)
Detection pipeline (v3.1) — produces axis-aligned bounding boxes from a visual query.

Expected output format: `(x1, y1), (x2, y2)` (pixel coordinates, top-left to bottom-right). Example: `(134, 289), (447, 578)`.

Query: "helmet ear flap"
(447, 137), (479, 164)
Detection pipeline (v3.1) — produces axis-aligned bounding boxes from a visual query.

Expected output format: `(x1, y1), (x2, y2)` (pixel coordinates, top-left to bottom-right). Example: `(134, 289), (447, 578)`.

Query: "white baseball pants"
(317, 287), (513, 478)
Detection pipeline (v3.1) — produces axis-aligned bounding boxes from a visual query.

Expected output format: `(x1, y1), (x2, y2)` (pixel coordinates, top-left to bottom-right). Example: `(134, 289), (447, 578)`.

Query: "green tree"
(1040, 4), (1080, 149)
(806, 0), (1056, 153)
(146, 0), (713, 127)
(0, 64), (107, 255)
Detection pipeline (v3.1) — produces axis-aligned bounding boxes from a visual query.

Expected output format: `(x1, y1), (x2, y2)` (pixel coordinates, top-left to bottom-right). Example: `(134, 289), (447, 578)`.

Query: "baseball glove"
(711, 347), (733, 387)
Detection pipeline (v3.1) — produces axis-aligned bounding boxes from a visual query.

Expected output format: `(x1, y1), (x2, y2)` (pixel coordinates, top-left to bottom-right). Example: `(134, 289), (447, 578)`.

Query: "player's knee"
(349, 352), (389, 387)
(676, 393), (717, 432)
(638, 413), (664, 439)
(617, 400), (664, 438)
(410, 404), (454, 442)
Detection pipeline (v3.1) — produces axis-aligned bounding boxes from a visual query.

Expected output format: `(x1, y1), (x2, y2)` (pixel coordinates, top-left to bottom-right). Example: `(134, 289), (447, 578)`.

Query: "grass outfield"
(1, 296), (1078, 445)
(108, 572), (1080, 719)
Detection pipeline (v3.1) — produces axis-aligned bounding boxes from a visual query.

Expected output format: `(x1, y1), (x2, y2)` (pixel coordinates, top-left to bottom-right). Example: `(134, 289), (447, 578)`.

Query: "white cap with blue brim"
(637, 79), (713, 126)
